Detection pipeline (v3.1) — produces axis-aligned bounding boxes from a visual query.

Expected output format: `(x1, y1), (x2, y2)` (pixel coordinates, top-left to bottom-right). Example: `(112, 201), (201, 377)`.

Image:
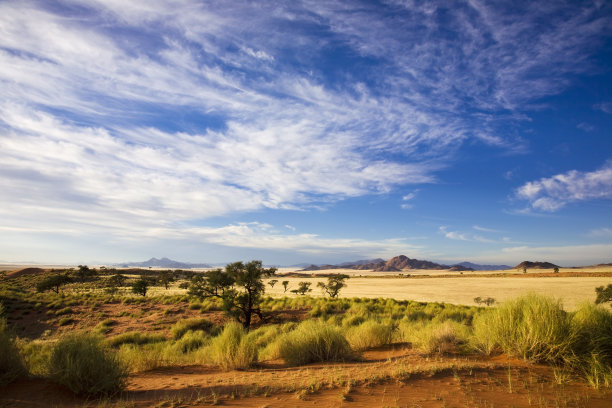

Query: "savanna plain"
(1, 263), (611, 408)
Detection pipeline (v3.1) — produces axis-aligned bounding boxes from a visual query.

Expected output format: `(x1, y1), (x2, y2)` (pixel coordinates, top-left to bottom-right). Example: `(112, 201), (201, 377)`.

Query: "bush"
(208, 322), (257, 370)
(48, 333), (128, 396)
(277, 320), (353, 365)
(346, 320), (393, 350)
(0, 318), (26, 386)
(171, 318), (217, 340)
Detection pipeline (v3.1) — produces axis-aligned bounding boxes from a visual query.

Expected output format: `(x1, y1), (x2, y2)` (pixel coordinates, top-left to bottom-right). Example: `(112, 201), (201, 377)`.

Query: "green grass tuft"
(208, 322), (257, 370)
(48, 332), (128, 396)
(277, 320), (354, 365)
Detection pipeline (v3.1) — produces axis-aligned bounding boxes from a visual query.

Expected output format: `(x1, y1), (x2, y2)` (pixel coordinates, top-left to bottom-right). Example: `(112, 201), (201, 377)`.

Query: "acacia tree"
(595, 284), (612, 305)
(37, 274), (73, 294)
(267, 279), (278, 289)
(282, 280), (289, 293)
(188, 260), (276, 329)
(317, 274), (349, 298)
(131, 277), (149, 296)
(291, 281), (312, 296)
(158, 270), (175, 290)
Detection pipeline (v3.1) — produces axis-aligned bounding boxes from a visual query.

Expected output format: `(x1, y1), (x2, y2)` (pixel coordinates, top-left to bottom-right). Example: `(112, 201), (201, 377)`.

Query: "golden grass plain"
(262, 266), (612, 310)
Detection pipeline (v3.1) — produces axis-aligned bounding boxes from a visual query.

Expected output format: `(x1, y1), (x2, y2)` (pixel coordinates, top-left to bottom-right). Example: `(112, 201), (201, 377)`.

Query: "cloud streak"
(516, 162), (612, 211)
(0, 0), (610, 260)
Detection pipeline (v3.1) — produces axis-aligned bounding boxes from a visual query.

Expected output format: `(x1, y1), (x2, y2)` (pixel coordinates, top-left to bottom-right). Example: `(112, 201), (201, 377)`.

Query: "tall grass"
(345, 320), (393, 350)
(276, 320), (353, 365)
(0, 317), (26, 386)
(107, 331), (166, 348)
(171, 318), (217, 339)
(471, 294), (612, 388)
(208, 322), (257, 370)
(400, 320), (470, 354)
(48, 332), (128, 396)
(471, 294), (573, 363)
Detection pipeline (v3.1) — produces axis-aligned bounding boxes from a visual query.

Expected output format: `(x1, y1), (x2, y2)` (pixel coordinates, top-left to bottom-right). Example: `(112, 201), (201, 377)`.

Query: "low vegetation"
(48, 333), (128, 396)
(1, 262), (611, 406)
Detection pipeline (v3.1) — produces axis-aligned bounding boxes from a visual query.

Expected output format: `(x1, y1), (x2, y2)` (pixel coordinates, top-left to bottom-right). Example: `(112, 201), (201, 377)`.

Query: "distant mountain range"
(117, 257), (211, 269)
(456, 261), (512, 271)
(300, 255), (478, 272)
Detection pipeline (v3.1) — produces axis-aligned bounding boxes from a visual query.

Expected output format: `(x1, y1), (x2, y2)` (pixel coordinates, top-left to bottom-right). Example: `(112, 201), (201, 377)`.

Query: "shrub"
(277, 320), (353, 365)
(346, 320), (393, 350)
(208, 322), (257, 370)
(58, 317), (74, 326)
(0, 318), (26, 386)
(48, 333), (128, 396)
(171, 318), (217, 340)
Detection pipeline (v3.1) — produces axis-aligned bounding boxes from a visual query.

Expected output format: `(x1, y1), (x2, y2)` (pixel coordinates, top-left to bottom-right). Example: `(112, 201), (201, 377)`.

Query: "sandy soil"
(2, 347), (610, 407)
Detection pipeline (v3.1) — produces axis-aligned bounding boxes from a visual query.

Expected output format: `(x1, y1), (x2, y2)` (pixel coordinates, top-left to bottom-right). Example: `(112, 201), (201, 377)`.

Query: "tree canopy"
(188, 260), (276, 329)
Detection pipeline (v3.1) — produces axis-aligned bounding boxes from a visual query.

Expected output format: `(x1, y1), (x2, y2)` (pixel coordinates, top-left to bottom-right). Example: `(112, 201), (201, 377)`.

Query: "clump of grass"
(55, 307), (73, 316)
(345, 320), (393, 350)
(276, 320), (354, 365)
(208, 322), (256, 370)
(0, 317), (26, 386)
(58, 317), (74, 326)
(570, 303), (612, 388)
(117, 342), (171, 373)
(401, 320), (470, 354)
(17, 340), (53, 377)
(471, 294), (573, 363)
(48, 332), (128, 396)
(174, 330), (210, 353)
(107, 331), (166, 348)
(95, 318), (117, 334)
(171, 318), (217, 340)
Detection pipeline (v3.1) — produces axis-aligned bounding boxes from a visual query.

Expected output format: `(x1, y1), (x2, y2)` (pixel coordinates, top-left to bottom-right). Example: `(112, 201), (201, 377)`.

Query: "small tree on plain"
(267, 279), (278, 289)
(291, 281), (312, 296)
(131, 278), (149, 297)
(158, 270), (175, 290)
(317, 274), (349, 298)
(37, 274), (73, 294)
(76, 265), (98, 282)
(553, 267), (559, 274)
(187, 260), (276, 329)
(595, 284), (612, 306)
(282, 280), (289, 293)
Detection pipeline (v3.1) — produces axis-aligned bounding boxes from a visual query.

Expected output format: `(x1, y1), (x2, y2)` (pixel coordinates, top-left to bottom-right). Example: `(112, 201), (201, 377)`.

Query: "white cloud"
(587, 227), (612, 238)
(473, 225), (502, 233)
(594, 102), (612, 114)
(516, 162), (612, 211)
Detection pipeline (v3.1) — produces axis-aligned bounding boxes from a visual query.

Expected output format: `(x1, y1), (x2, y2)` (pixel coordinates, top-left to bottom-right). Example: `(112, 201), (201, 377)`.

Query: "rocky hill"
(299, 255), (475, 272)
(514, 261), (559, 269)
(456, 261), (511, 271)
(117, 257), (211, 269)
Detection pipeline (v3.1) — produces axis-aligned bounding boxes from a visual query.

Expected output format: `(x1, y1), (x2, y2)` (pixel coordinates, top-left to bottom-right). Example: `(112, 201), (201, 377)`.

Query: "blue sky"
(0, 0), (611, 266)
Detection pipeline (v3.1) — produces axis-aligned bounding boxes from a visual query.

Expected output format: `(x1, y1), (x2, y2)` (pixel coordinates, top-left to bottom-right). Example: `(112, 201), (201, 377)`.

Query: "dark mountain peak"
(515, 261), (559, 269)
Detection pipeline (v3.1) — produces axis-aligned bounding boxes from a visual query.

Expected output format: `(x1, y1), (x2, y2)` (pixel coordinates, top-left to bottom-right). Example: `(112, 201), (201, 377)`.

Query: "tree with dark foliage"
(317, 274), (349, 298)
(188, 260), (276, 329)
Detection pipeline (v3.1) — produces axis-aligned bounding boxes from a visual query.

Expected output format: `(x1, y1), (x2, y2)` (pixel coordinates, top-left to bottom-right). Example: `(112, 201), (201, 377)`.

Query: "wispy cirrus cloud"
(516, 162), (612, 211)
(0, 0), (610, 260)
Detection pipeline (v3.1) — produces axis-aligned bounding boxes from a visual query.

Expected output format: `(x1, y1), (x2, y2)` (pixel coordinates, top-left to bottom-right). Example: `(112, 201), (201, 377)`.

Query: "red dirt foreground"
(1, 347), (610, 408)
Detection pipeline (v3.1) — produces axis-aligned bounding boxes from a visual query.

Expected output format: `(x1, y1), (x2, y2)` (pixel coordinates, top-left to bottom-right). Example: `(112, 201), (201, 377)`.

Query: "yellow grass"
(266, 275), (611, 311)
